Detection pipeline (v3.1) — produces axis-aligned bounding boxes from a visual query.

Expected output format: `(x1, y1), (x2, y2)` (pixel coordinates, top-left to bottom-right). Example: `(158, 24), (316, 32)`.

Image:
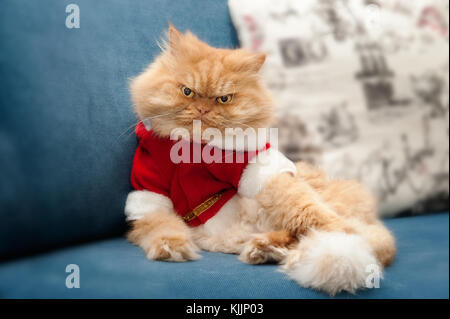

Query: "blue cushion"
(0, 213), (447, 298)
(0, 0), (239, 258)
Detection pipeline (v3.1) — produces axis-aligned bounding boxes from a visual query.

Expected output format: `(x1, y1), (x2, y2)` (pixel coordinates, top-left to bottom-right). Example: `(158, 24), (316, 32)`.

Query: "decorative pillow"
(228, 0), (449, 216)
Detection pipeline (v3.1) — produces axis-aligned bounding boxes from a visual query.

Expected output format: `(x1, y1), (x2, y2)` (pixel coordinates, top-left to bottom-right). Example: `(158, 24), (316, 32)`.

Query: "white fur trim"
(124, 190), (173, 221)
(282, 231), (380, 296)
(238, 148), (296, 198)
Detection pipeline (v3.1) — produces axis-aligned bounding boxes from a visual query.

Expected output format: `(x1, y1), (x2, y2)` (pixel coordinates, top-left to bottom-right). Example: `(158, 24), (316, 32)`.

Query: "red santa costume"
(125, 122), (296, 227)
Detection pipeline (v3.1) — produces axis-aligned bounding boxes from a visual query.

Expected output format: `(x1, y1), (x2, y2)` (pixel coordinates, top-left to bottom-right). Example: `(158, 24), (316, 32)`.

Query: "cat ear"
(228, 51), (266, 73)
(168, 22), (184, 53)
(250, 53), (266, 72)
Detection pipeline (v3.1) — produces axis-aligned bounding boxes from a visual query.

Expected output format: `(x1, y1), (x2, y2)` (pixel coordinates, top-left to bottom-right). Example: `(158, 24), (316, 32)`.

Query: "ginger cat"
(125, 24), (396, 296)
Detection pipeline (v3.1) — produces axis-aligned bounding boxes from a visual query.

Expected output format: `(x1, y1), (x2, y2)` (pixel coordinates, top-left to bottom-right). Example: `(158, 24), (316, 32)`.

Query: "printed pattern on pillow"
(228, 0), (449, 216)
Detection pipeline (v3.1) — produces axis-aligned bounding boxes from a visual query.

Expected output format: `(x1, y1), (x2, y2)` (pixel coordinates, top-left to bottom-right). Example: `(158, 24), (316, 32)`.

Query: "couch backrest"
(0, 0), (239, 259)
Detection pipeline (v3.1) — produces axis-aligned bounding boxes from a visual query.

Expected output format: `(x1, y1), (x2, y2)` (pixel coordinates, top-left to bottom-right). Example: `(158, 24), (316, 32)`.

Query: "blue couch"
(0, 0), (448, 299)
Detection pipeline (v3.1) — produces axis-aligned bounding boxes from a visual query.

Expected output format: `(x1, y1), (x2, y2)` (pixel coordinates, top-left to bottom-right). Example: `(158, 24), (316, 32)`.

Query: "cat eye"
(181, 86), (195, 98)
(216, 94), (233, 104)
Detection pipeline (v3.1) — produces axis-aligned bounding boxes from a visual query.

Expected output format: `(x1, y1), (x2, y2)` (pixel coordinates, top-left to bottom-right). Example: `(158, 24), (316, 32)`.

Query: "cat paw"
(239, 238), (269, 264)
(145, 235), (201, 262)
(239, 232), (294, 264)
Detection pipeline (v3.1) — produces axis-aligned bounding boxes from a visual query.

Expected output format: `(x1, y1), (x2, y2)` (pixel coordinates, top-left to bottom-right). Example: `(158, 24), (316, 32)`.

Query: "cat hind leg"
(239, 231), (298, 264)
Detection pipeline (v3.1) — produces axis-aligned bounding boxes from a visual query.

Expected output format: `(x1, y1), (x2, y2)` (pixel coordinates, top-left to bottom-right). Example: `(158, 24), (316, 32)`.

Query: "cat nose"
(196, 106), (210, 115)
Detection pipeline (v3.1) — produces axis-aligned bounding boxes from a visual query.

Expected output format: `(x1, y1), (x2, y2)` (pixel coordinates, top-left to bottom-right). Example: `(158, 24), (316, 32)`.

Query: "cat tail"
(280, 229), (381, 296)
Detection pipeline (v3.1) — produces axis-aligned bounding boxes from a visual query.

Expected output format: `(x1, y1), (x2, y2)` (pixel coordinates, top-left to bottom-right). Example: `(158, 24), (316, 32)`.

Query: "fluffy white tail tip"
(281, 230), (381, 296)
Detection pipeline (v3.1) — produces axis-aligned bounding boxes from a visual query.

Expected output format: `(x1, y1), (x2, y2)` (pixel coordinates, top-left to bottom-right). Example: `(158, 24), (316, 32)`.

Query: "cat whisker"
(117, 120), (141, 140)
(117, 106), (186, 140)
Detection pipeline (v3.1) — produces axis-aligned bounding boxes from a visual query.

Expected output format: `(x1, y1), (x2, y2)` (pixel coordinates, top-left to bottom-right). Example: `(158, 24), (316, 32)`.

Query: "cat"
(124, 24), (396, 296)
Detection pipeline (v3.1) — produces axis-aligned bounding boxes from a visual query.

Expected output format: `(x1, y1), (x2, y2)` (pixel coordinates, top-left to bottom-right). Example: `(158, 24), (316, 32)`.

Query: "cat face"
(130, 25), (274, 138)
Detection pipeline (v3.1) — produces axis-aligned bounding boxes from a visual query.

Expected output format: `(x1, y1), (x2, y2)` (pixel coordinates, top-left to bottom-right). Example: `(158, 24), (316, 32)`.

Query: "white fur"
(197, 195), (242, 235)
(238, 148), (297, 198)
(281, 231), (380, 296)
(191, 195), (260, 254)
(124, 190), (173, 221)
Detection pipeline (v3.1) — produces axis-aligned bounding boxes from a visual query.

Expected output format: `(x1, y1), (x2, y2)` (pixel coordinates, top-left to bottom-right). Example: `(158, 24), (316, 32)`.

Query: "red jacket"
(130, 123), (268, 226)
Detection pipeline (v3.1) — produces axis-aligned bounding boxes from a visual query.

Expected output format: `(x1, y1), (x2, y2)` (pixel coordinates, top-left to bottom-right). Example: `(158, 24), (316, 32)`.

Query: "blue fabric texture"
(0, 0), (448, 300)
(0, 213), (448, 299)
(0, 0), (239, 258)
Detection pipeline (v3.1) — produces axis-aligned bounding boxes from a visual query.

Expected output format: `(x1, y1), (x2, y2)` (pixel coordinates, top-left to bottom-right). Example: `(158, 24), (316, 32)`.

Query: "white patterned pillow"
(228, 0), (449, 216)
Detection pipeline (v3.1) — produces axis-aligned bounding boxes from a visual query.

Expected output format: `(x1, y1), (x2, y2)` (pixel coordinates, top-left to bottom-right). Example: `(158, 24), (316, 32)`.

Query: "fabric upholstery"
(0, 0), (239, 258)
(228, 0), (449, 217)
(0, 213), (448, 298)
(1, 0), (448, 300)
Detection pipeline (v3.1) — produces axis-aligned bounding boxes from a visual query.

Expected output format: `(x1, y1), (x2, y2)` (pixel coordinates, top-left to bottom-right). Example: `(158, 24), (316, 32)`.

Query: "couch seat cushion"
(0, 213), (448, 298)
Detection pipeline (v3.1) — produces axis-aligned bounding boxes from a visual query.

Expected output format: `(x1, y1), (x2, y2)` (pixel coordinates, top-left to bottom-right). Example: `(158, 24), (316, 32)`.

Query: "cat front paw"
(145, 234), (201, 262)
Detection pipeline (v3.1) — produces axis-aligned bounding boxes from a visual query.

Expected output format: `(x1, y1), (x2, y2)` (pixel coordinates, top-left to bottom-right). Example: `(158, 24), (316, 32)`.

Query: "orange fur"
(130, 24), (274, 138)
(127, 25), (396, 294)
(239, 231), (298, 264)
(127, 210), (200, 262)
(259, 162), (395, 267)
(256, 172), (357, 236)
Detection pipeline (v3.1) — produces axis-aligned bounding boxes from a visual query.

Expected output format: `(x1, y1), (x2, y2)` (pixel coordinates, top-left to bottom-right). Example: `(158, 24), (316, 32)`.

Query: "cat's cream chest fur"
(191, 195), (271, 254)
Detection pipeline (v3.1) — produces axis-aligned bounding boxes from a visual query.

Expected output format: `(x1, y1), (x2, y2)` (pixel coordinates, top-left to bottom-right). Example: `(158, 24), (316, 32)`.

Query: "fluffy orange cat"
(125, 24), (396, 296)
